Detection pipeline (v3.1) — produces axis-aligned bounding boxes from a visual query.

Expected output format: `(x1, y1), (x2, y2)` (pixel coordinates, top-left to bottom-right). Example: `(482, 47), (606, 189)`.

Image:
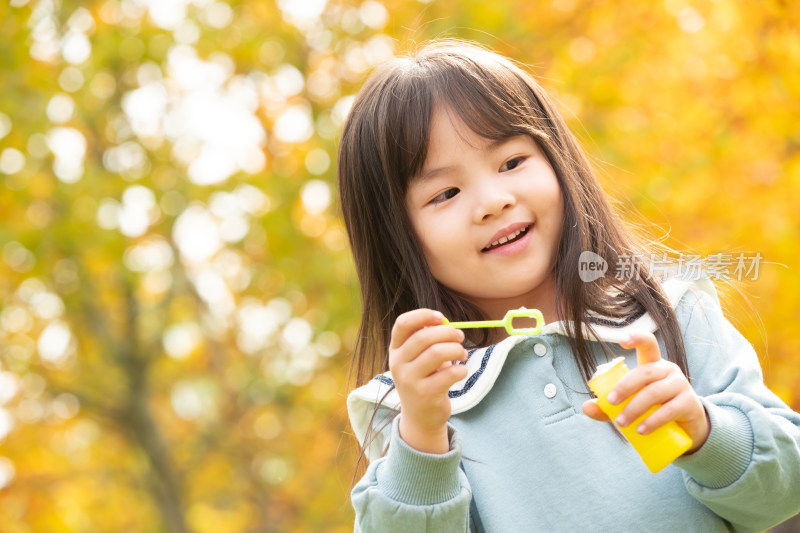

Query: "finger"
(422, 362), (469, 394)
(436, 352), (469, 372)
(638, 391), (707, 437)
(629, 395), (689, 435)
(619, 330), (661, 366)
(582, 399), (610, 422)
(409, 341), (469, 378)
(615, 372), (684, 427)
(393, 325), (465, 367)
(390, 309), (445, 350)
(609, 361), (672, 405)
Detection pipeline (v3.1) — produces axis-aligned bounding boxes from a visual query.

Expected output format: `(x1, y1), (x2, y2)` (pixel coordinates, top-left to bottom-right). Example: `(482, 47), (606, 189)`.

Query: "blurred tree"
(0, 0), (797, 532)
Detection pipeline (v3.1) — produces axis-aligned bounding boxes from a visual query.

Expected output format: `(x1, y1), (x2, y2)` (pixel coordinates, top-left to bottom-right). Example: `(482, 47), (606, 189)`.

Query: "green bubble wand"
(443, 307), (545, 336)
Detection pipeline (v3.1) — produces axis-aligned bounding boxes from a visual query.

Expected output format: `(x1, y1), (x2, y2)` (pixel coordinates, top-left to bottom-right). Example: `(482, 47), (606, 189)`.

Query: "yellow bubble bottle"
(588, 357), (693, 473)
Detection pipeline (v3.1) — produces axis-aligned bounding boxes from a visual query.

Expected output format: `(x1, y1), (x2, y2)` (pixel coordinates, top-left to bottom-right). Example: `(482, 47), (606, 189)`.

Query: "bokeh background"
(1, 0), (798, 531)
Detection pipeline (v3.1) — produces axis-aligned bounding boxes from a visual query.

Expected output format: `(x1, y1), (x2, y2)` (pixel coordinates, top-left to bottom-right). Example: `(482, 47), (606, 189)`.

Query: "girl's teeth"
(490, 228), (524, 248)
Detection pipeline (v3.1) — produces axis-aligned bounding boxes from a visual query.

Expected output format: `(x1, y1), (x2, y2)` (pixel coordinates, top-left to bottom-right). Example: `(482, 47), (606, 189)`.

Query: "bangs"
(383, 45), (551, 189)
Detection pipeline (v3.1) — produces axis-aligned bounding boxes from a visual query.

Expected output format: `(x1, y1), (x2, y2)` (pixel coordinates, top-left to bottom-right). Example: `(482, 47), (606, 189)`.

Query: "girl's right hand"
(389, 309), (469, 454)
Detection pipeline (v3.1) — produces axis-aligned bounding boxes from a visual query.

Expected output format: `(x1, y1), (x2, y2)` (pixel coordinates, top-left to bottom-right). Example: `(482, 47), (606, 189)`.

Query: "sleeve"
(351, 415), (473, 533)
(671, 287), (800, 532)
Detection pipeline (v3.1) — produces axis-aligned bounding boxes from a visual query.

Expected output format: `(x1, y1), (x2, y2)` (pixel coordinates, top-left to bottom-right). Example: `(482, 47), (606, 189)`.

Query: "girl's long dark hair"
(337, 40), (689, 466)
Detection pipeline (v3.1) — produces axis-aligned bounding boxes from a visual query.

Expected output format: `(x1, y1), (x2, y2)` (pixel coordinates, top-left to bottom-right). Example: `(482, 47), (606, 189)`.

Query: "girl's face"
(405, 107), (564, 322)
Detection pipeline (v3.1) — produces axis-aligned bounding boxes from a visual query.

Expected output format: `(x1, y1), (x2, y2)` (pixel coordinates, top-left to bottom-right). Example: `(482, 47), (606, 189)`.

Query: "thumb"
(582, 399), (609, 422)
(619, 330), (661, 366)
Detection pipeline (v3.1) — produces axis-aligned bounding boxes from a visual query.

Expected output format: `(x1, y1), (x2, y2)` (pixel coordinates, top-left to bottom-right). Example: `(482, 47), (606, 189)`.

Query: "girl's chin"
(442, 268), (556, 309)
(460, 288), (550, 312)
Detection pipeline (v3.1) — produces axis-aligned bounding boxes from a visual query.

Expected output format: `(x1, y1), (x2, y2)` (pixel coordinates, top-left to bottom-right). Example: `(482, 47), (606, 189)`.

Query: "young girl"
(337, 40), (800, 532)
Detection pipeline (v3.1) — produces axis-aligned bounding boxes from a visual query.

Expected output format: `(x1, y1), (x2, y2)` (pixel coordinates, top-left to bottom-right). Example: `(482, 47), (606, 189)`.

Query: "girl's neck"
(469, 276), (560, 346)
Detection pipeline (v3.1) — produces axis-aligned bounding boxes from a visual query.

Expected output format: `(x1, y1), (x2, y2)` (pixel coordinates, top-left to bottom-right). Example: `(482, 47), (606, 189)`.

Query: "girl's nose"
(474, 184), (515, 223)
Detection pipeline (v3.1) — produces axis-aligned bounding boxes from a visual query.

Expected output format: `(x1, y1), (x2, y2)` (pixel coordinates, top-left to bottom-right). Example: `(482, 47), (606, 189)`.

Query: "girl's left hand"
(581, 331), (711, 454)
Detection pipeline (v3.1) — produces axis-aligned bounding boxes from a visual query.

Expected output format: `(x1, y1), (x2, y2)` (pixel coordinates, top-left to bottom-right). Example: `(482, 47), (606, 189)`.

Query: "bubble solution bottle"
(588, 357), (693, 473)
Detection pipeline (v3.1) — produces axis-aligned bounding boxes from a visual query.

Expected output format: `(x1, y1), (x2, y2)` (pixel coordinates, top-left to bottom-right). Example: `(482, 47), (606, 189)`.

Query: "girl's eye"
(431, 188), (459, 204)
(500, 156), (526, 172)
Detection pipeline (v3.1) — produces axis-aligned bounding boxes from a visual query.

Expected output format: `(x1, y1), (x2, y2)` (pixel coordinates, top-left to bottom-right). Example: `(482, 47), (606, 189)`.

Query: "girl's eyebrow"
(417, 138), (515, 182)
(418, 164), (457, 182)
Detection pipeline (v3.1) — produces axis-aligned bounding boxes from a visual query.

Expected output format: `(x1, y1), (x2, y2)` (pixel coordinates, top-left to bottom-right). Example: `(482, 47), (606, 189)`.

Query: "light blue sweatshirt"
(347, 278), (800, 532)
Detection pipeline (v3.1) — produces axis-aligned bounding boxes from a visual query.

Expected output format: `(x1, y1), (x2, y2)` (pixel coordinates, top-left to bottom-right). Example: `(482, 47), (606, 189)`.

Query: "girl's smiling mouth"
(482, 223), (533, 253)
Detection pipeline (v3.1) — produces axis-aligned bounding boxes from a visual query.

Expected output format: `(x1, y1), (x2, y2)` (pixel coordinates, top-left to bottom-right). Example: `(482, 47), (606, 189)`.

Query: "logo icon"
(578, 251), (608, 282)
